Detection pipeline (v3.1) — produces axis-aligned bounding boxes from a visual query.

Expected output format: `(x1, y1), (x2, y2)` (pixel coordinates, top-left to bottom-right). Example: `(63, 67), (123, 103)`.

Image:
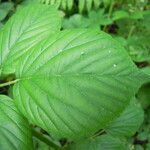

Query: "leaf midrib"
(17, 72), (141, 81)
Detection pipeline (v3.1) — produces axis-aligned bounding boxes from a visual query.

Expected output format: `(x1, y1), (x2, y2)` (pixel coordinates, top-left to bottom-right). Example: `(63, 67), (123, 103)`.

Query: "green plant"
(0, 2), (14, 28)
(0, 3), (149, 150)
(63, 9), (112, 29)
(39, 0), (102, 12)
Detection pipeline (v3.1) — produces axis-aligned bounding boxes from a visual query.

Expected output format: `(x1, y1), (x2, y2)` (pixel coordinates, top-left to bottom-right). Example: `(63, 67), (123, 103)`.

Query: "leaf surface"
(0, 95), (33, 150)
(67, 134), (127, 150)
(0, 4), (61, 75)
(13, 29), (145, 140)
(105, 98), (144, 137)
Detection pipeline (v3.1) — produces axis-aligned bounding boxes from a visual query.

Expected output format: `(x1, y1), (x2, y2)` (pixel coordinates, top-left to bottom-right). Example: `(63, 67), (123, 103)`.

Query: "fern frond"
(79, 0), (85, 13)
(39, 0), (103, 12)
(67, 0), (73, 10)
(50, 0), (56, 5)
(61, 0), (66, 10)
(86, 0), (93, 12)
(93, 0), (102, 9)
(55, 0), (61, 8)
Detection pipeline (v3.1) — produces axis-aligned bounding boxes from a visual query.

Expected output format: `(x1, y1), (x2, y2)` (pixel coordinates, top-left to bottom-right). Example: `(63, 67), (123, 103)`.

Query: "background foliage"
(0, 0), (149, 150)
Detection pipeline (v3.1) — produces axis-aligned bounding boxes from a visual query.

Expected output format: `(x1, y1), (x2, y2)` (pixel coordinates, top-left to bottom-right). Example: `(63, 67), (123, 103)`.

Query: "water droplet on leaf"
(81, 52), (84, 55)
(113, 64), (117, 67)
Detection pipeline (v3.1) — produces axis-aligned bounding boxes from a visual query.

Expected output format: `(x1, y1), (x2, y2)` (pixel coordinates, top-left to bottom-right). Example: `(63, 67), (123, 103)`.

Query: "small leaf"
(88, 10), (113, 26)
(127, 34), (150, 62)
(137, 84), (150, 109)
(0, 95), (33, 150)
(0, 2), (14, 12)
(63, 14), (89, 29)
(79, 0), (85, 13)
(67, 134), (127, 150)
(0, 4), (61, 76)
(105, 98), (144, 137)
(13, 29), (146, 140)
(0, 2), (14, 21)
(86, 0), (93, 12)
(112, 10), (129, 21)
(93, 0), (101, 9)
(67, 0), (73, 10)
(0, 9), (8, 21)
(141, 67), (150, 77)
(130, 11), (144, 19)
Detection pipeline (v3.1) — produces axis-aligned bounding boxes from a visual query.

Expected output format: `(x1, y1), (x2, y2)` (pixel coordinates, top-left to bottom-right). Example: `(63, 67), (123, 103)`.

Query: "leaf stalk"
(32, 128), (62, 150)
(0, 79), (20, 88)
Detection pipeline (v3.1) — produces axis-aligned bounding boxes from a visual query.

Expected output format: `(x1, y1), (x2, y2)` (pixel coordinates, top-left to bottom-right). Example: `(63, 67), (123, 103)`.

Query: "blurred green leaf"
(88, 9), (113, 26)
(63, 14), (89, 29)
(130, 11), (144, 19)
(135, 145), (144, 150)
(137, 84), (150, 109)
(63, 9), (112, 29)
(0, 2), (14, 21)
(112, 10), (129, 21)
(67, 134), (127, 150)
(127, 34), (150, 62)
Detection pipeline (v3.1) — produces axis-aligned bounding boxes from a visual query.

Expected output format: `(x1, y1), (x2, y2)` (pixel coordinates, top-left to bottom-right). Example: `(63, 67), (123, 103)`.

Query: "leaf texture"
(67, 134), (127, 150)
(0, 95), (33, 150)
(105, 98), (144, 137)
(13, 29), (145, 140)
(0, 4), (61, 75)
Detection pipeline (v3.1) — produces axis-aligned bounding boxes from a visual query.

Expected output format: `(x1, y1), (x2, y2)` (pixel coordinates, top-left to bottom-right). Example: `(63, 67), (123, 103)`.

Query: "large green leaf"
(0, 4), (61, 76)
(0, 95), (33, 150)
(105, 98), (144, 137)
(13, 29), (146, 140)
(67, 134), (127, 150)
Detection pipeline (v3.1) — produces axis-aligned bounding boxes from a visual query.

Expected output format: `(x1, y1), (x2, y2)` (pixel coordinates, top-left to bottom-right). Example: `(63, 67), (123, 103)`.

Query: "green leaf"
(113, 36), (127, 47)
(63, 10), (112, 30)
(67, 134), (127, 150)
(93, 0), (101, 9)
(0, 2), (14, 12)
(0, 9), (8, 21)
(88, 10), (113, 26)
(13, 29), (145, 140)
(33, 139), (52, 150)
(0, 2), (14, 21)
(63, 14), (89, 29)
(0, 95), (33, 150)
(105, 98), (144, 137)
(86, 0), (93, 12)
(79, 0), (85, 13)
(103, 0), (112, 8)
(61, 0), (67, 10)
(127, 34), (150, 62)
(0, 4), (61, 76)
(67, 0), (73, 10)
(112, 10), (129, 21)
(130, 11), (144, 20)
(21, 0), (38, 5)
(141, 67), (150, 77)
(137, 84), (150, 109)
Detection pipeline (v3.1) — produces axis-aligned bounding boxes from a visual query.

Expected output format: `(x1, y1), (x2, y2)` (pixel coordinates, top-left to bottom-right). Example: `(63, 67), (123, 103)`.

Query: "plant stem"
(0, 79), (20, 88)
(32, 128), (61, 150)
(108, 0), (114, 18)
(90, 129), (105, 139)
(127, 25), (135, 39)
(103, 0), (114, 31)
